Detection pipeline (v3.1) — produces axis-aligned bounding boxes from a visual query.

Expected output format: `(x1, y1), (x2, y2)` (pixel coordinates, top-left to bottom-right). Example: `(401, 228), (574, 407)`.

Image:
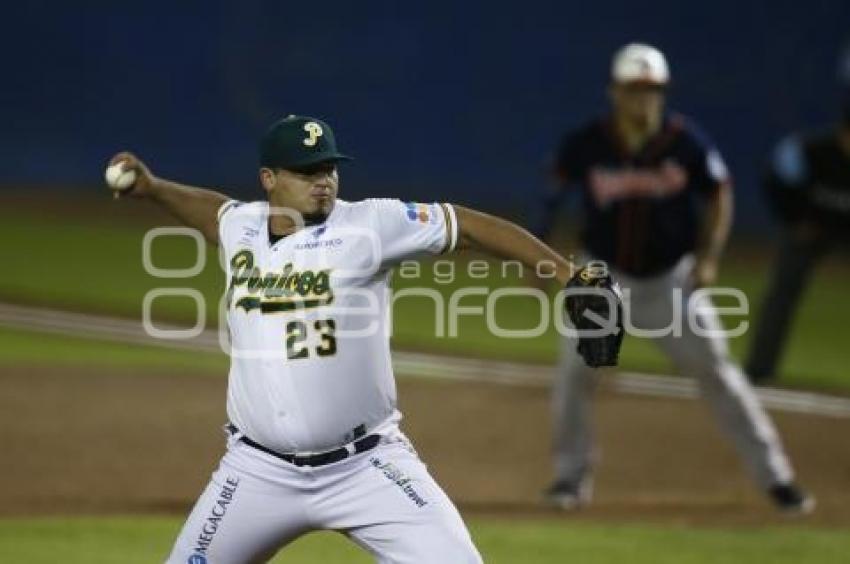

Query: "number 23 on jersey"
(285, 319), (337, 360)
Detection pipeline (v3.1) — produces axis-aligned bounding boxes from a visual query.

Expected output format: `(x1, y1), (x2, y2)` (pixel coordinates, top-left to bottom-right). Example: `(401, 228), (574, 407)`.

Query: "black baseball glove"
(564, 262), (624, 367)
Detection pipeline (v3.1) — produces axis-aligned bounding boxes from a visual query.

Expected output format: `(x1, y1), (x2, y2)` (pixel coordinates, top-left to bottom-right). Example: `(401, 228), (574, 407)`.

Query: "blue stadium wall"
(2, 1), (848, 231)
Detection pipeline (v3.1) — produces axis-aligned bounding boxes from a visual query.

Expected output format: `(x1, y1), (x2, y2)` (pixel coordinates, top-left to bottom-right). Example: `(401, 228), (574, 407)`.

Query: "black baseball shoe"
(768, 483), (815, 515)
(543, 477), (593, 510)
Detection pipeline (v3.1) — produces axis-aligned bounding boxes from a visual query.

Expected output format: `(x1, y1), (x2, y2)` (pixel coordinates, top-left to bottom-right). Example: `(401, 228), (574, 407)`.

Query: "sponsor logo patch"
(404, 202), (439, 225)
(370, 456), (428, 508)
(190, 476), (240, 558)
(294, 238), (343, 250)
(237, 226), (260, 246)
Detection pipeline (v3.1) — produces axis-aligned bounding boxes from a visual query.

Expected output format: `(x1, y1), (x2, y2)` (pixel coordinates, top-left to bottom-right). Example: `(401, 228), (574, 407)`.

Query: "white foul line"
(1, 302), (849, 419)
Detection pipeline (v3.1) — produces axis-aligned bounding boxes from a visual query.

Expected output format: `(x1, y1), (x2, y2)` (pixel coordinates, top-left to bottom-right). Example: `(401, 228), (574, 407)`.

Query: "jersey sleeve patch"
(368, 199), (456, 266)
(402, 201), (456, 254)
(403, 202), (441, 225)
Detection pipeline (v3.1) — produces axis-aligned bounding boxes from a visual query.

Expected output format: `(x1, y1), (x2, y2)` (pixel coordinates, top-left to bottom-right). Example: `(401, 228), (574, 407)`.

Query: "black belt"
(233, 427), (381, 467)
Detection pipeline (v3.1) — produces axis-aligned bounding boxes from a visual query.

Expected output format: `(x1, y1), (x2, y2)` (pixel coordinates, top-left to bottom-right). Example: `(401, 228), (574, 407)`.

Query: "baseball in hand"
(104, 161), (137, 192)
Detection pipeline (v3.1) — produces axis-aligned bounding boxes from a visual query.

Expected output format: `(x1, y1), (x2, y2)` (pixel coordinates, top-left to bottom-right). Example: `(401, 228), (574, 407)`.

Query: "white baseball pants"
(166, 430), (482, 564)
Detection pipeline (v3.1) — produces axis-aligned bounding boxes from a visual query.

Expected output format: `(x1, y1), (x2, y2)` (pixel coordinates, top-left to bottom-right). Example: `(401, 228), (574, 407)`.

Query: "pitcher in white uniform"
(106, 115), (607, 564)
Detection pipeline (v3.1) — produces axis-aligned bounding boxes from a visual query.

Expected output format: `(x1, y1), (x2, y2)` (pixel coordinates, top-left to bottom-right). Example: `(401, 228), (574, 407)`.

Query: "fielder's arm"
(693, 181), (733, 287)
(106, 152), (229, 245)
(453, 205), (574, 285)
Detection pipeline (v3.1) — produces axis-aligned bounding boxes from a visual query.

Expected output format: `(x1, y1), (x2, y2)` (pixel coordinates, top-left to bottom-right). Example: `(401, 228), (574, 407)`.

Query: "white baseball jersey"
(217, 198), (458, 454)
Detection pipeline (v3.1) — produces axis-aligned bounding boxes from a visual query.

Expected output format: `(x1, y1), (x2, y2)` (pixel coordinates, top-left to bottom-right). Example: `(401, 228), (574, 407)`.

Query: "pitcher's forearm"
(106, 152), (230, 245)
(454, 205), (574, 285)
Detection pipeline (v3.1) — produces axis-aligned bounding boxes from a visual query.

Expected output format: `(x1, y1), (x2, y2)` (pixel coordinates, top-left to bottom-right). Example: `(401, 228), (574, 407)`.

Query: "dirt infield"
(2, 364), (849, 526)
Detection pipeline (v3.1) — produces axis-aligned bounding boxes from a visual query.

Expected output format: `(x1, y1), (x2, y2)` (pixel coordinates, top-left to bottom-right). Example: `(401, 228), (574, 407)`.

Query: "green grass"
(0, 516), (847, 564)
(0, 327), (227, 372)
(0, 213), (224, 320)
(1, 207), (849, 391)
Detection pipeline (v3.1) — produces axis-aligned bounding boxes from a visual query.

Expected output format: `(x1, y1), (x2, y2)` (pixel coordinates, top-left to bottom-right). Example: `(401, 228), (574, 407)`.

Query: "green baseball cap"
(259, 115), (353, 170)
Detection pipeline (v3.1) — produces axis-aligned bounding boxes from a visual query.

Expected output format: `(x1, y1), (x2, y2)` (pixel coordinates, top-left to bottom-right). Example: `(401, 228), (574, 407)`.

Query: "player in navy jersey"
(535, 43), (812, 513)
(746, 46), (850, 383)
(542, 110), (729, 279)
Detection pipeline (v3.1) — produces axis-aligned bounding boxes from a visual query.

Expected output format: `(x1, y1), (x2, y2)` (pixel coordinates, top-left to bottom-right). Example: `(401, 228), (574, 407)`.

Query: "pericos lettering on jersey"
(226, 249), (334, 313)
